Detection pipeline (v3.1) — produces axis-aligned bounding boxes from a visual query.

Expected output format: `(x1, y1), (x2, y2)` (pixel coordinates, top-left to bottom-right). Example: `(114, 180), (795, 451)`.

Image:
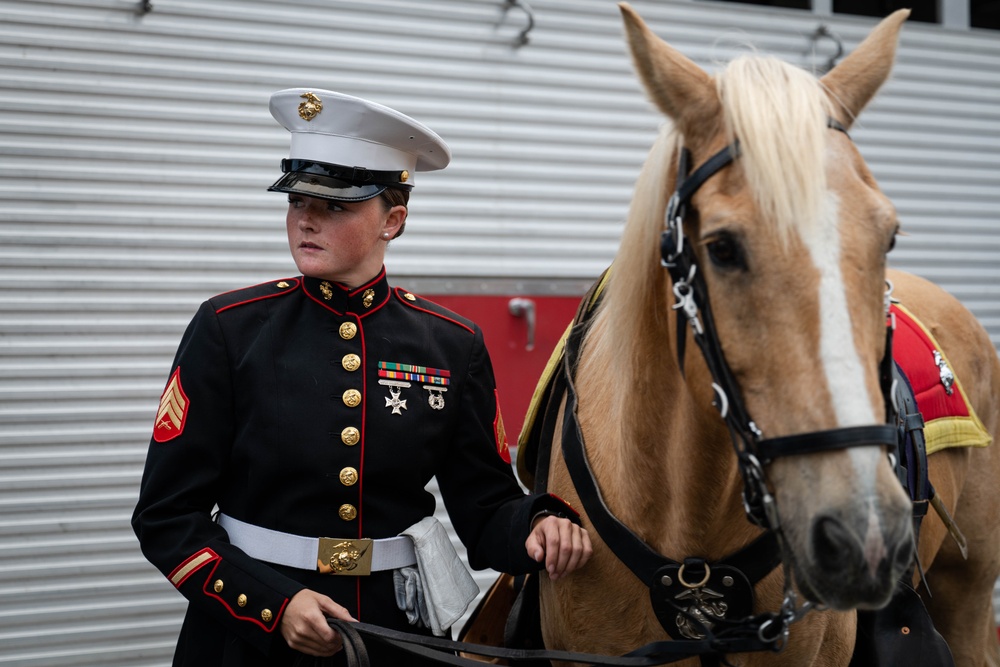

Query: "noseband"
(661, 119), (897, 529)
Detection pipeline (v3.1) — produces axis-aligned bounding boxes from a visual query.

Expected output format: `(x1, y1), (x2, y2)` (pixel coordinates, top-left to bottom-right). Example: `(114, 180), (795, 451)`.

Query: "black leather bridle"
(660, 120), (898, 530)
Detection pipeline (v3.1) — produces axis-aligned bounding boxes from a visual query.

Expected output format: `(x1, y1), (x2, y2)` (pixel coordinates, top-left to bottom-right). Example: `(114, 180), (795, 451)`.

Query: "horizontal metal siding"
(0, 1), (997, 665)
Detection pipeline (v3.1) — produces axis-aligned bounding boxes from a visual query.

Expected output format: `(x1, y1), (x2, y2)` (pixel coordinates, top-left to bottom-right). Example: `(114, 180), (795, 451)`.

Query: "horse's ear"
(619, 2), (721, 141)
(821, 9), (909, 129)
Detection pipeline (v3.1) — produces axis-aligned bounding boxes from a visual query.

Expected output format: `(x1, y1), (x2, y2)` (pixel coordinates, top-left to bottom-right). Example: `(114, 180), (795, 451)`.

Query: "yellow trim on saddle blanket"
(893, 303), (992, 455)
(516, 269), (612, 484)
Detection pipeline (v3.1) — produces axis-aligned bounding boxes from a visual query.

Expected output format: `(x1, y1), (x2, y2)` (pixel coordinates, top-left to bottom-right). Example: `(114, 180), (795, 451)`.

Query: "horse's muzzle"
(803, 506), (914, 610)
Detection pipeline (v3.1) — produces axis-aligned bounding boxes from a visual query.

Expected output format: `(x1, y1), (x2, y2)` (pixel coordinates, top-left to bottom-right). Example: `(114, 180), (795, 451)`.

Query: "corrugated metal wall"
(0, 0), (997, 664)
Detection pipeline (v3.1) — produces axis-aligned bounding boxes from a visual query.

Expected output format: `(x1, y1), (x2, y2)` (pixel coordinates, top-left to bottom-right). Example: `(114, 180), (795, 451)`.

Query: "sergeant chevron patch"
(494, 390), (510, 464)
(154, 367), (189, 443)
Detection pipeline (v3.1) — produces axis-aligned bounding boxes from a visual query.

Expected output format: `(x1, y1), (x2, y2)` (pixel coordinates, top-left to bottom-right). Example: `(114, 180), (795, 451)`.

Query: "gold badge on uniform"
(320, 281), (333, 300)
(298, 92), (323, 121)
(362, 288), (375, 309)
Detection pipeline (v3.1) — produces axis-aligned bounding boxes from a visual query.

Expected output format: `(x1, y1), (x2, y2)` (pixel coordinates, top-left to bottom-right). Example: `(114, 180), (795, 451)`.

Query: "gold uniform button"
(402, 292), (416, 301)
(341, 426), (360, 446)
(342, 389), (362, 408)
(213, 580), (224, 593)
(339, 322), (357, 339)
(339, 504), (358, 521)
(261, 609), (273, 623)
(342, 354), (361, 372)
(276, 281), (290, 289)
(339, 467), (359, 486)
(237, 594), (248, 608)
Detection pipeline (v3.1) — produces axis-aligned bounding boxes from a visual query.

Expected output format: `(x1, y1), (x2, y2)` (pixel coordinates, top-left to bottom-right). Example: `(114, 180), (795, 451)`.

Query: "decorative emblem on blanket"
(933, 350), (955, 396)
(650, 561), (754, 641)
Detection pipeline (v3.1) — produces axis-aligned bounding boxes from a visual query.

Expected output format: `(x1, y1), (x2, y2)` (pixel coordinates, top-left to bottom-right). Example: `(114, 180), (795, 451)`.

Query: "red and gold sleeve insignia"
(153, 368), (190, 443)
(168, 548), (219, 588)
(494, 389), (511, 464)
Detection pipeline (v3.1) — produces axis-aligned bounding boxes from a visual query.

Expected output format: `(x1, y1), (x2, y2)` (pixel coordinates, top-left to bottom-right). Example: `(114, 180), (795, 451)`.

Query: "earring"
(382, 232), (391, 240)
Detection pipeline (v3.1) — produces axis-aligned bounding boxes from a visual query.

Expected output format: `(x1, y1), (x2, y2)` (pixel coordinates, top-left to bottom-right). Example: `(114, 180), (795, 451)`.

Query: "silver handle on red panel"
(508, 297), (536, 351)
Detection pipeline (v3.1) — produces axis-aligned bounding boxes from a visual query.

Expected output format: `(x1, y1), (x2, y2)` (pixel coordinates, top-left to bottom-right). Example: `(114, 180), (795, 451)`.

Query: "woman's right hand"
(280, 588), (357, 657)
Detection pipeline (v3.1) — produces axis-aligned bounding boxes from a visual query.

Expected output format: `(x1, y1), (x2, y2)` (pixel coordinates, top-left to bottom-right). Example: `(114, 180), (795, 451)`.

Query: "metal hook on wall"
(503, 0), (535, 47)
(809, 24), (843, 74)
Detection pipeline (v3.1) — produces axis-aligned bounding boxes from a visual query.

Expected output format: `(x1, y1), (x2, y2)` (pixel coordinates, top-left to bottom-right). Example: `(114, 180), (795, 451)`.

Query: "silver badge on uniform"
(378, 379), (410, 415)
(423, 385), (447, 410)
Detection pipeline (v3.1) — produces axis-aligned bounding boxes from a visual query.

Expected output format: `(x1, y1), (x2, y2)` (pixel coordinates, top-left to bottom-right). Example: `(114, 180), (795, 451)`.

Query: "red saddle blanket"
(891, 303), (991, 454)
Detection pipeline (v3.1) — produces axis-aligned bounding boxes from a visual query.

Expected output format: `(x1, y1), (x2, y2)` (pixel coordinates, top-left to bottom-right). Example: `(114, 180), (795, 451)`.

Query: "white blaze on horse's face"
(620, 4), (915, 610)
(802, 191), (881, 465)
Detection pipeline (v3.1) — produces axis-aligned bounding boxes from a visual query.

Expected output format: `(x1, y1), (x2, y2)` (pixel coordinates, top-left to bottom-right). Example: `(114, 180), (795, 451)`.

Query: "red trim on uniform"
(394, 289), (475, 334)
(214, 278), (301, 314)
(548, 493), (580, 519)
(200, 558), (288, 633)
(356, 313), (368, 621)
(168, 547), (220, 587)
(153, 367), (190, 443)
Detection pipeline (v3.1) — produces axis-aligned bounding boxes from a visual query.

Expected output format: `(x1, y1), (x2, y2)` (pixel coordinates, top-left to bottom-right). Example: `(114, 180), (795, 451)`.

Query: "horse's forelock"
(715, 55), (834, 241)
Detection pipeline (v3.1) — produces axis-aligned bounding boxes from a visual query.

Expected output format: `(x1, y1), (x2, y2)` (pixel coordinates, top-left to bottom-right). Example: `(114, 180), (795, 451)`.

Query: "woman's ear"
(383, 205), (407, 240)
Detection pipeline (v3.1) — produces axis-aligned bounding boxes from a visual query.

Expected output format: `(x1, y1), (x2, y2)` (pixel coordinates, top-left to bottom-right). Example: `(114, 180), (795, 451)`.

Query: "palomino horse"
(534, 5), (1000, 666)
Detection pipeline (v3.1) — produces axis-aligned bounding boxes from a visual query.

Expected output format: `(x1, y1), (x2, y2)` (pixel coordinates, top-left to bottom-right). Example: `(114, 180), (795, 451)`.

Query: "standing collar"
(302, 267), (391, 316)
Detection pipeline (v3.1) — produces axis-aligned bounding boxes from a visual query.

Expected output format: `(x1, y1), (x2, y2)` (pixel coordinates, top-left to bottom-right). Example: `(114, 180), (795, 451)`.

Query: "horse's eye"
(887, 227), (899, 254)
(706, 233), (745, 270)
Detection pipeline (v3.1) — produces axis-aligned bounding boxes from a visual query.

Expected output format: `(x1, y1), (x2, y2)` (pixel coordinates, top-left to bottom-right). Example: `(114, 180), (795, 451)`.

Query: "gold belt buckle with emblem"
(317, 538), (374, 575)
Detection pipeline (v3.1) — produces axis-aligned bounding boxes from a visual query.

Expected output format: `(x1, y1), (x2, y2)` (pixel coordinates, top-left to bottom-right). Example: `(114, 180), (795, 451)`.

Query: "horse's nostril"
(812, 515), (859, 571)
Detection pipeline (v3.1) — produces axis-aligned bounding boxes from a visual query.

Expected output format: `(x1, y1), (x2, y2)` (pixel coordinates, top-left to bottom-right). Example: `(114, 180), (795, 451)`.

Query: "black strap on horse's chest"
(556, 301), (782, 658)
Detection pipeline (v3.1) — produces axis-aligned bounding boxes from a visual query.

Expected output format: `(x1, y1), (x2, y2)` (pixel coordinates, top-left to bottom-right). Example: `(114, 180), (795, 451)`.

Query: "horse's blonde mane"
(586, 54), (835, 400)
(717, 54), (834, 240)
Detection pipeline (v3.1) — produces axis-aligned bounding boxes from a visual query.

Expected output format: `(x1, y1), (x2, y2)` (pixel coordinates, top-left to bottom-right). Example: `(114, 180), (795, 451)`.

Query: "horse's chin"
(793, 569), (897, 611)
(780, 541), (901, 612)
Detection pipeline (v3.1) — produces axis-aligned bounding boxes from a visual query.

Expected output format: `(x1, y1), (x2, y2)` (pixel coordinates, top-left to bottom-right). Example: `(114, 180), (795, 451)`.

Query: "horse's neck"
(576, 303), (755, 558)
